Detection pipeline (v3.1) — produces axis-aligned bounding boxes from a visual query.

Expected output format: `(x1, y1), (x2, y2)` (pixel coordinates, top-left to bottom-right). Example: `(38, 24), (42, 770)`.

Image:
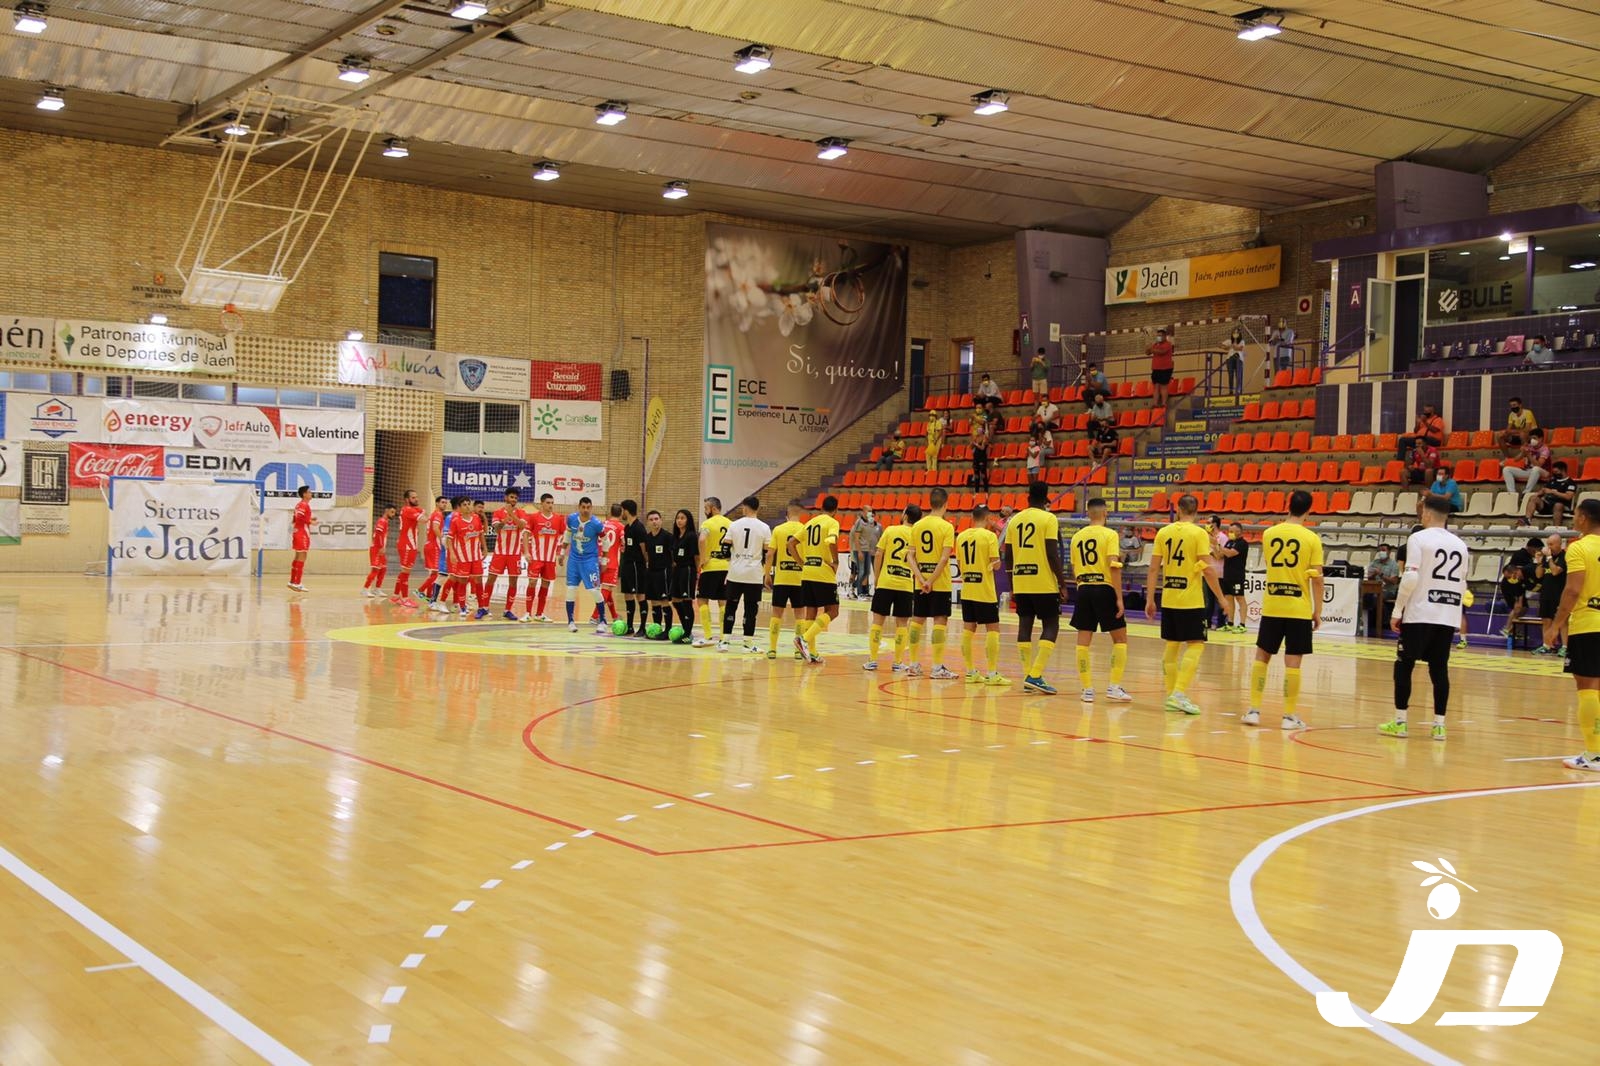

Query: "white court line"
(451, 900), (474, 912)
(0, 841), (309, 1065)
(481, 879), (502, 889)
(423, 925), (447, 939)
(1230, 781), (1600, 1065)
(381, 986), (406, 1005)
(368, 1025), (391, 1044)
(511, 859), (533, 869)
(653, 802), (675, 809)
(399, 954), (425, 969)
(1504, 755), (1575, 763)
(84, 961), (140, 973)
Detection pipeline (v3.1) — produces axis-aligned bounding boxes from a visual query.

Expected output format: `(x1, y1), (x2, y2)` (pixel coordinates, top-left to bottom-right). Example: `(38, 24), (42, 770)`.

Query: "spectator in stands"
(1524, 334), (1554, 367)
(1535, 533), (1566, 655)
(1218, 521), (1248, 631)
(1396, 403), (1445, 460)
(1404, 442), (1439, 487)
(1363, 543), (1400, 637)
(1091, 419), (1120, 465)
(1498, 396), (1537, 459)
(1084, 361), (1109, 397)
(1146, 327), (1175, 410)
(1524, 459), (1577, 527)
(1504, 426), (1551, 500)
(970, 415), (992, 492)
(974, 373), (1002, 414)
(1499, 537), (1542, 638)
(1026, 430), (1044, 481)
(1030, 348), (1050, 399)
(850, 507), (880, 599)
(1032, 395), (1060, 446)
(1268, 318), (1297, 373)
(1088, 390), (1113, 430)
(877, 432), (905, 471)
(1224, 328), (1246, 396)
(1419, 461), (1462, 519)
(924, 410), (946, 472)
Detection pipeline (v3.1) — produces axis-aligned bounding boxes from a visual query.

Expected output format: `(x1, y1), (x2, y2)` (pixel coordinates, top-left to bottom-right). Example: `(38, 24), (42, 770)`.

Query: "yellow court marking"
(327, 621), (861, 659)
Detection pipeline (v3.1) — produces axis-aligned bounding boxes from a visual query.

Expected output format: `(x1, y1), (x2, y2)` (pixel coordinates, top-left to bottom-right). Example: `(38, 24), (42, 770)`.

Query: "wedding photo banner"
(701, 223), (907, 505)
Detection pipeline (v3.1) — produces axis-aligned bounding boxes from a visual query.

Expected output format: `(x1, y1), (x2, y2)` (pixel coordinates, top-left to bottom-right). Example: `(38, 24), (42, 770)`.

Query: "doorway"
(373, 430), (434, 562)
(953, 338), (974, 395)
(1393, 277), (1424, 372)
(909, 338), (928, 410)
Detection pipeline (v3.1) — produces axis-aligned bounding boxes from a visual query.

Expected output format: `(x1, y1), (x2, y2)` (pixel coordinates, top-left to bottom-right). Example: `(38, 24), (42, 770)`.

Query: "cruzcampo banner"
(1105, 246), (1282, 305)
(702, 223), (907, 505)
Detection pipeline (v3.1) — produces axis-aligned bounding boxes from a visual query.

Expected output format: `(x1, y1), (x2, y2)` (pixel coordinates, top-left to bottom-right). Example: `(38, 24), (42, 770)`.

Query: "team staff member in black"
(668, 508), (699, 644)
(642, 509), (674, 639)
(1218, 521), (1248, 632)
(618, 499), (649, 635)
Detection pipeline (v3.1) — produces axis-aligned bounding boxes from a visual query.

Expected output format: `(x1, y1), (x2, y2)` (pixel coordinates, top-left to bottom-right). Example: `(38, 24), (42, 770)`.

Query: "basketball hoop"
(220, 303), (245, 335)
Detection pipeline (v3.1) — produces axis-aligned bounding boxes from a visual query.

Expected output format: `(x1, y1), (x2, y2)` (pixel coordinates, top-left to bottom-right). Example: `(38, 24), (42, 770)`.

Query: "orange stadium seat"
(1220, 461), (1240, 482)
(1443, 431), (1468, 450)
(1059, 492), (1077, 511)
(1377, 433), (1397, 453)
(1308, 435), (1329, 452)
(1260, 401), (1281, 421)
(1260, 461), (1280, 482)
(1275, 460), (1296, 481)
(1476, 459), (1501, 483)
(1071, 439), (1092, 458)
(1309, 490), (1329, 514)
(1217, 432), (1236, 452)
(1549, 427), (1575, 449)
(1338, 460), (1361, 483)
(1581, 427), (1600, 447)
(1242, 402), (1261, 421)
(1149, 491), (1169, 512)
(1115, 410), (1134, 427)
(1134, 380), (1154, 398)
(1247, 431), (1268, 451)
(1384, 460), (1405, 481)
(1088, 466), (1111, 484)
(1114, 381), (1134, 398)
(1318, 460), (1341, 482)
(1290, 431), (1311, 452)
(1184, 462), (1206, 483)
(1271, 431), (1291, 452)
(1133, 409), (1152, 427)
(1451, 459), (1477, 481)
(1272, 369), (1293, 389)
(1204, 491), (1227, 512)
(1005, 389), (1025, 405)
(1264, 490), (1286, 513)
(1242, 490), (1266, 513)
(1119, 438), (1134, 456)
(1360, 465), (1383, 484)
(1152, 406), (1167, 423)
(1328, 490), (1352, 512)
(1177, 377), (1196, 395)
(1202, 462), (1223, 481)
(1301, 399), (1316, 419)
(1470, 430), (1496, 450)
(1291, 367), (1313, 387)
(1352, 434), (1374, 452)
(1582, 457), (1600, 482)
(1280, 400), (1300, 420)
(1240, 462), (1261, 483)
(1311, 367), (1323, 385)
(1330, 435), (1351, 452)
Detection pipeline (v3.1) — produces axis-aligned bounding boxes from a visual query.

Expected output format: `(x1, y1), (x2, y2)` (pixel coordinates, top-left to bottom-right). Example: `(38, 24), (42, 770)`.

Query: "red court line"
(6, 647), (660, 856)
(1286, 727), (1381, 759)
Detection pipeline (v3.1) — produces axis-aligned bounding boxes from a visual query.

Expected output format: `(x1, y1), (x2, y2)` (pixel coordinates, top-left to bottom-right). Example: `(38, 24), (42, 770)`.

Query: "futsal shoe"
(1105, 684), (1132, 702)
(1281, 715), (1307, 730)
(593, 623), (610, 636)
(1240, 709), (1261, 726)
(984, 672), (1011, 686)
(930, 665), (959, 680)
(793, 635), (808, 660)
(766, 650), (777, 660)
(1377, 720), (1408, 738)
(1562, 753), (1600, 771)
(569, 621), (578, 633)
(692, 637), (712, 648)
(1432, 723), (1446, 741)
(474, 608), (489, 620)
(1164, 693), (1201, 715)
(965, 670), (984, 683)
(287, 583), (305, 592)
(863, 660), (879, 672)
(906, 662), (923, 677)
(1080, 688), (1095, 702)
(890, 662), (907, 672)
(717, 640), (731, 652)
(503, 611), (518, 621)
(1022, 676), (1057, 695)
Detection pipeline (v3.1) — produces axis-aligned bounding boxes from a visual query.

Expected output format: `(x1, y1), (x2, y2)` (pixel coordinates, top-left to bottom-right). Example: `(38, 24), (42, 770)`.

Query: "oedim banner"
(1105, 246), (1282, 305)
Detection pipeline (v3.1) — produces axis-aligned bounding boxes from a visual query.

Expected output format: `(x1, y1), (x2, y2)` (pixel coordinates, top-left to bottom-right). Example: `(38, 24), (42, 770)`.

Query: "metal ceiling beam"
(330, 0), (548, 107)
(183, 0), (415, 122)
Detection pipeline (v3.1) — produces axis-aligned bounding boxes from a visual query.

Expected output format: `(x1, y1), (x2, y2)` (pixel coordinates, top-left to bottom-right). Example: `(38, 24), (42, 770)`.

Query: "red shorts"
(602, 564), (619, 586)
(527, 559), (556, 581)
(488, 554), (523, 577)
(449, 559), (478, 579)
(293, 530), (311, 552)
(399, 547), (418, 568)
(369, 548), (385, 568)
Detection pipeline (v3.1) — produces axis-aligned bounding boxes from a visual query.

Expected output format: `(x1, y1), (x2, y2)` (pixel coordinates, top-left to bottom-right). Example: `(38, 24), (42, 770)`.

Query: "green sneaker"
(1432, 723), (1446, 742)
(984, 672), (1012, 687)
(1377, 720), (1408, 738)
(965, 670), (984, 684)
(1164, 693), (1201, 715)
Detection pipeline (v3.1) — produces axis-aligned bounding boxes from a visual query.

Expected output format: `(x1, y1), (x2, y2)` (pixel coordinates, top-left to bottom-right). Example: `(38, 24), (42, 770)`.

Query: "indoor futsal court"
(4, 1), (1600, 1064)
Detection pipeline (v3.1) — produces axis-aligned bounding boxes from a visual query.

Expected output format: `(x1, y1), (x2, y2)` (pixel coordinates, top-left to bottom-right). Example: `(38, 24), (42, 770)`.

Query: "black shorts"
(1160, 606), (1209, 643)
(668, 566), (695, 600)
(1397, 622), (1454, 667)
(913, 590), (952, 619)
(697, 571), (727, 600)
(645, 569), (668, 600)
(1567, 632), (1600, 678)
(871, 588), (914, 618)
(1257, 615), (1314, 656)
(960, 599), (999, 625)
(1221, 578), (1245, 597)
(1151, 368), (1173, 385)
(1539, 590), (1563, 621)
(1071, 584), (1126, 632)
(620, 564), (644, 595)
(1500, 582), (1526, 607)
(772, 584), (804, 610)
(1014, 592), (1062, 623)
(803, 580), (838, 609)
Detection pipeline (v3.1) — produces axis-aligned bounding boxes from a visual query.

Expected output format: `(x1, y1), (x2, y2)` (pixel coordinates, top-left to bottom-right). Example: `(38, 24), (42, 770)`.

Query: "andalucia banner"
(701, 223), (907, 507)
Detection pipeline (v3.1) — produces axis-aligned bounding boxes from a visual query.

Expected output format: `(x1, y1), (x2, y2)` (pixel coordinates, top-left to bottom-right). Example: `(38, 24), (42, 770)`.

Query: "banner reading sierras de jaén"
(702, 223), (907, 506)
(108, 480), (253, 575)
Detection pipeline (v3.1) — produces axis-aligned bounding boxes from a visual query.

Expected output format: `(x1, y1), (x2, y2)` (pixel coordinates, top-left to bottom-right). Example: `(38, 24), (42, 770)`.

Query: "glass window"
(1531, 229), (1600, 315)
(319, 391), (359, 409)
(379, 252), (436, 349)
(10, 373), (47, 391)
(81, 376), (105, 396)
(443, 400), (521, 457)
(237, 385), (277, 405)
(278, 389), (317, 408)
(0, 373), (10, 389)
(1426, 239), (1525, 324)
(482, 402), (521, 457)
(182, 383), (230, 403)
(444, 399), (481, 456)
(132, 379), (181, 398)
(1395, 252), (1426, 276)
(50, 372), (76, 395)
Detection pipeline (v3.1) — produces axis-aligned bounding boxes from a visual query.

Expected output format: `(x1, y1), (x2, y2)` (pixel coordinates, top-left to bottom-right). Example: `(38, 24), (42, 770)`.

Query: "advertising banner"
(338, 341), (530, 399)
(259, 505), (372, 551)
(0, 316), (52, 363)
(5, 395), (102, 442)
(702, 223), (907, 505)
(21, 443), (68, 533)
(163, 449), (339, 509)
(102, 399), (196, 447)
(528, 360), (603, 440)
(0, 500), (18, 545)
(0, 440), (19, 488)
(192, 407), (281, 451)
(1106, 246), (1282, 305)
(54, 320), (237, 375)
(69, 443), (165, 487)
(455, 354), (531, 401)
(441, 456), (537, 499)
(1241, 571), (1358, 638)
(277, 408), (365, 454)
(109, 481), (252, 575)
(536, 464), (607, 506)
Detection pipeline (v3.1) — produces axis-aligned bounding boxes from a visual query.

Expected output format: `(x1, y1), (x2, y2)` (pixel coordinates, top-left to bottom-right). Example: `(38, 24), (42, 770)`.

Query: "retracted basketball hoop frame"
(164, 88), (378, 314)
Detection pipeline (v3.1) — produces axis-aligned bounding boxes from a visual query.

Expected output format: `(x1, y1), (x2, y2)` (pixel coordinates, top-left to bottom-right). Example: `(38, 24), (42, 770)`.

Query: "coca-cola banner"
(69, 443), (165, 487)
(101, 400), (195, 447)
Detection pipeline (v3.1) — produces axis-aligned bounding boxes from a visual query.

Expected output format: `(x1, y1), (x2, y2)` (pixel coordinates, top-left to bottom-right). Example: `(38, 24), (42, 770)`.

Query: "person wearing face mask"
(1523, 334), (1554, 367)
(1224, 328), (1245, 396)
(1498, 396), (1537, 459)
(1364, 543), (1400, 637)
(1271, 318), (1297, 373)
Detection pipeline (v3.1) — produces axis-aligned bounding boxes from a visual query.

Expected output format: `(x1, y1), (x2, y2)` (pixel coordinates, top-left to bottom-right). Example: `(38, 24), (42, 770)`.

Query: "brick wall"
(1489, 99), (1600, 214)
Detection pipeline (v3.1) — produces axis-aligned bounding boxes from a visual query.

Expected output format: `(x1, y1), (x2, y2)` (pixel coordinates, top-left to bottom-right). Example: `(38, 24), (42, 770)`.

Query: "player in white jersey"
(1379, 496), (1470, 741)
(722, 495), (773, 653)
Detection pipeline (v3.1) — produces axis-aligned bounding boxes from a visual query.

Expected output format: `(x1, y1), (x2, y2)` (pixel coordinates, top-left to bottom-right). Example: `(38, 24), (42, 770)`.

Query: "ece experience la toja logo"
(1317, 857), (1562, 1028)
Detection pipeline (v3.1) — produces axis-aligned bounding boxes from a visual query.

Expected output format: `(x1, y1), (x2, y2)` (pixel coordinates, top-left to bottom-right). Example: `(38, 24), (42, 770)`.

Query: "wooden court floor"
(1, 576), (1595, 1065)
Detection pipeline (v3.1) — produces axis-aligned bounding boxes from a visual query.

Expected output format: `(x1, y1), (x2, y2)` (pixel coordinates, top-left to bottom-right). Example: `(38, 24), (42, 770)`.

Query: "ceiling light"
(1498, 255), (1511, 261)
(35, 87), (63, 111)
(662, 180), (688, 200)
(346, 330), (364, 341)
(337, 57), (372, 83)
(971, 90), (1009, 116)
(815, 137), (849, 161)
(1500, 231), (1515, 241)
(594, 101), (627, 126)
(381, 137), (408, 158)
(450, 1), (488, 18)
(13, 2), (46, 33)
(1534, 245), (1546, 251)
(223, 114), (250, 137)
(531, 161), (560, 182)
(1457, 250), (1471, 256)
(1571, 261), (1597, 270)
(149, 313), (167, 325)
(1236, 19), (1282, 40)
(733, 44), (772, 74)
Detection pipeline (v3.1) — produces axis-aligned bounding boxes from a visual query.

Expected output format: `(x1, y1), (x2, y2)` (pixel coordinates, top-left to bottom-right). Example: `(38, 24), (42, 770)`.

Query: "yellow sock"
(1020, 640), (1034, 675)
(1250, 660), (1269, 709)
(1075, 645), (1093, 689)
(769, 617), (782, 654)
(1284, 667), (1302, 717)
(985, 631), (1000, 673)
(1579, 689), (1600, 751)
(1176, 643), (1203, 694)
(807, 613), (830, 654)
(960, 630), (975, 673)
(1029, 638), (1056, 678)
(869, 623), (883, 659)
(1110, 643), (1127, 686)
(698, 603), (710, 636)
(931, 625), (947, 667)
(1162, 643), (1181, 695)
(909, 623), (924, 655)
(894, 626), (909, 663)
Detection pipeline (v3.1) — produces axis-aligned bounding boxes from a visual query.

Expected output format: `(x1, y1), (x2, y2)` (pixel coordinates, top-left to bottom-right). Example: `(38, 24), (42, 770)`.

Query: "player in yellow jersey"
(908, 487), (959, 679)
(1147, 492), (1225, 715)
(791, 494), (841, 664)
(1242, 490), (1322, 731)
(864, 504), (920, 672)
(693, 497), (732, 648)
(764, 504), (808, 661)
(1553, 498), (1600, 771)
(1068, 497), (1131, 704)
(1003, 480), (1068, 695)
(955, 504), (1009, 686)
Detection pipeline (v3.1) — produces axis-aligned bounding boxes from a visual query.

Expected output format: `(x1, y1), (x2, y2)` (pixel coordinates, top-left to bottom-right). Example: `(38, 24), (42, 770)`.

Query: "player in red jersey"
(288, 485), (313, 591)
(391, 489), (423, 607)
(596, 502), (625, 622)
(464, 499), (491, 616)
(363, 503), (396, 597)
(442, 497), (478, 617)
(524, 492), (563, 622)
(418, 496), (448, 604)
(488, 488), (528, 621)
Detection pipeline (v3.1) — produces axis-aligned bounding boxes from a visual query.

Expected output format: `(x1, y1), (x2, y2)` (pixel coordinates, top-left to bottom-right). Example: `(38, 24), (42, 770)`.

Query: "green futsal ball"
(611, 619), (628, 635)
(646, 622), (663, 638)
(668, 625), (684, 642)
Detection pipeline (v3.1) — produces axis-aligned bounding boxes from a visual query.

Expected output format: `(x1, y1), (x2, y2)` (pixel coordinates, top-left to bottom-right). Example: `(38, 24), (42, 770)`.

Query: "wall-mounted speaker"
(609, 369), (631, 401)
